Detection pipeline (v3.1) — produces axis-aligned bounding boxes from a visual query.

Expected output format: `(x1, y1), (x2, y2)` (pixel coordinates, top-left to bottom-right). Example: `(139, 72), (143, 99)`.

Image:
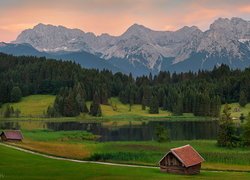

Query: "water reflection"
(0, 119), (219, 141)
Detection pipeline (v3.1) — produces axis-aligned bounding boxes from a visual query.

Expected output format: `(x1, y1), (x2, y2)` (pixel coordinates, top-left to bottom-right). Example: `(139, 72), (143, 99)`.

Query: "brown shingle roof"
(170, 145), (204, 167)
(1, 130), (23, 140)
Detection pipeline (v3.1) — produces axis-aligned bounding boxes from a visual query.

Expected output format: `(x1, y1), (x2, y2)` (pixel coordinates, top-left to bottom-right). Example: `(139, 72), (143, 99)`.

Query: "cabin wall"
(160, 153), (182, 166)
(160, 153), (201, 175)
(160, 163), (201, 175)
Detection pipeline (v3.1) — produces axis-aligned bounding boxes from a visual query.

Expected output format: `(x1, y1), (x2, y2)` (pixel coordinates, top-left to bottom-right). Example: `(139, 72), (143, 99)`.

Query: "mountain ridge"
(7, 17), (250, 75)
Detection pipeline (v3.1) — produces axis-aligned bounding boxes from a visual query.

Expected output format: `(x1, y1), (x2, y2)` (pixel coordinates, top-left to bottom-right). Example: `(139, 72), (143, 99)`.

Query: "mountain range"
(1, 17), (250, 76)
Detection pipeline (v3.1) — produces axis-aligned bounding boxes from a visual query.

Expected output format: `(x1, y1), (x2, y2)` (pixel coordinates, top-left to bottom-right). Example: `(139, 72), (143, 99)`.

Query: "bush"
(10, 86), (22, 102)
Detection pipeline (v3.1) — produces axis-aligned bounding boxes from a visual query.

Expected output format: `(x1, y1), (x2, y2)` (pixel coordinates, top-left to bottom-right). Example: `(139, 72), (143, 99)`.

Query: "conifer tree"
(89, 92), (102, 117)
(243, 113), (250, 146)
(239, 90), (248, 107)
(149, 96), (159, 114)
(217, 104), (238, 147)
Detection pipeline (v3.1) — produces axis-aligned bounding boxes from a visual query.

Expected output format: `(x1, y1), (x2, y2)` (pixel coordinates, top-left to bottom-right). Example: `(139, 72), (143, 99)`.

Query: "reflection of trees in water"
(1, 120), (222, 141)
(148, 120), (219, 140)
(45, 120), (221, 141)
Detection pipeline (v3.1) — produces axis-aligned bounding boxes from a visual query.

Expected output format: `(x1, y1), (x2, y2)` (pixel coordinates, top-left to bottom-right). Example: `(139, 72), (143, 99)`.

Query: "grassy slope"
(1, 145), (250, 180)
(0, 95), (55, 117)
(93, 97), (173, 118)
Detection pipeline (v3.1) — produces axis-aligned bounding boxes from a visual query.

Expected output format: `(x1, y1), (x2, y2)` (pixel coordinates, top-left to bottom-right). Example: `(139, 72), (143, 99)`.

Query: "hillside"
(2, 95), (250, 120)
(0, 95), (173, 119)
(0, 95), (55, 117)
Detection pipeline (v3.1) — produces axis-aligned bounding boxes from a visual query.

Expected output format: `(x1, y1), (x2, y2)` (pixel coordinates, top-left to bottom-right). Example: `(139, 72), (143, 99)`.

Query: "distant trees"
(3, 105), (21, 118)
(2, 53), (250, 118)
(4, 105), (14, 118)
(47, 83), (89, 117)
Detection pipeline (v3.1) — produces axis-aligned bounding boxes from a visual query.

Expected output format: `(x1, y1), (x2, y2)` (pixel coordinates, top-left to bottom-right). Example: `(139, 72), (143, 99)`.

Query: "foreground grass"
(1, 145), (250, 179)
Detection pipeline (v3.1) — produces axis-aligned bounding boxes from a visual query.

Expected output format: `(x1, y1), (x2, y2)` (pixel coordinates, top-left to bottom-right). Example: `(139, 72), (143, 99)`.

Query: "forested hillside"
(1, 53), (250, 117)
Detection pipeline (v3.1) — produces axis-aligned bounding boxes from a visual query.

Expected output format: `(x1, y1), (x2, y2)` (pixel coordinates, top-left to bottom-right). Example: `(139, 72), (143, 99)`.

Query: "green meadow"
(1, 145), (250, 180)
(0, 95), (205, 120)
(0, 95), (55, 117)
(5, 129), (250, 172)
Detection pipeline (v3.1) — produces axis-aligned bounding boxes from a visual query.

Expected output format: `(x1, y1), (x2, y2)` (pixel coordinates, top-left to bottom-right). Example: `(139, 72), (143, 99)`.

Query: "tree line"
(1, 53), (250, 117)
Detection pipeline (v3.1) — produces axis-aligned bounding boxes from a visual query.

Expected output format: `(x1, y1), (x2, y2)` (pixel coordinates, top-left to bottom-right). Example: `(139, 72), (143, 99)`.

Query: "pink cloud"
(1, 0), (250, 42)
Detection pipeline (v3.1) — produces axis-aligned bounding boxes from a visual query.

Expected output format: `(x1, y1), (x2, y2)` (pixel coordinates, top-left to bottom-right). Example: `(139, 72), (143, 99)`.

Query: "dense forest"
(1, 53), (250, 117)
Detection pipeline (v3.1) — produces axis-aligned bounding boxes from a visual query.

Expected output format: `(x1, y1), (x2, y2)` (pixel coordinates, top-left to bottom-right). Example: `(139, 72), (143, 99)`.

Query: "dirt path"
(0, 142), (157, 169)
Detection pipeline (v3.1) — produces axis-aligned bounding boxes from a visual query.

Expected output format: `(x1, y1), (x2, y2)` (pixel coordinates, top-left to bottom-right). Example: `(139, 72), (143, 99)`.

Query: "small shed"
(159, 144), (204, 175)
(0, 130), (23, 141)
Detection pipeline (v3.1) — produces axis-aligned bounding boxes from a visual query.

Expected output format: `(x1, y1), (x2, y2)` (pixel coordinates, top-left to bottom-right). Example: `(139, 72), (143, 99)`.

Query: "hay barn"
(159, 144), (204, 175)
(0, 130), (23, 142)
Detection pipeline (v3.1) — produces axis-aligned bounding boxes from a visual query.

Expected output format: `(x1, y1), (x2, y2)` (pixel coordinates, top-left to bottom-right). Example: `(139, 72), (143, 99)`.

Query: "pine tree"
(89, 92), (102, 117)
(141, 96), (147, 110)
(173, 96), (183, 116)
(217, 104), (238, 147)
(210, 96), (221, 117)
(239, 90), (248, 107)
(162, 95), (168, 110)
(14, 108), (21, 118)
(4, 105), (12, 118)
(149, 96), (159, 114)
(243, 113), (250, 146)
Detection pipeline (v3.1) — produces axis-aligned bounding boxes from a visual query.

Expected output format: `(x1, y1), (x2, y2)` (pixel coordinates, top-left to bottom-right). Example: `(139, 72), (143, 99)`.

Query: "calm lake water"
(0, 119), (219, 141)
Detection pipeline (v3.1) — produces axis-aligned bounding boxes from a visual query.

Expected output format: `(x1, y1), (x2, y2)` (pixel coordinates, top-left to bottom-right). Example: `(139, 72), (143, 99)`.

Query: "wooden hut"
(159, 144), (204, 175)
(0, 130), (23, 142)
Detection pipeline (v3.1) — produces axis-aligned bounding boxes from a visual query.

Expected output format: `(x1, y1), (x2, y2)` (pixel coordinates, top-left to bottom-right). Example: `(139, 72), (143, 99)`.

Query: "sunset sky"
(1, 0), (250, 42)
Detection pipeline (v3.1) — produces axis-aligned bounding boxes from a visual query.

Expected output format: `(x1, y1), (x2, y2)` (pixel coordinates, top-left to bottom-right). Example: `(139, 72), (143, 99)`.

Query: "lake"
(0, 119), (219, 141)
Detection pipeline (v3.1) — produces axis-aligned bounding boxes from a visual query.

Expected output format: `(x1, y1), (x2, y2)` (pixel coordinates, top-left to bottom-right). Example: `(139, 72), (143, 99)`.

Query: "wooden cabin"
(0, 130), (23, 142)
(159, 144), (204, 175)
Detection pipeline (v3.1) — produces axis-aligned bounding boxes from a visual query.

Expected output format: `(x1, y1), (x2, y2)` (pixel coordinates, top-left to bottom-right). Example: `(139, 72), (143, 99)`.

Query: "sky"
(1, 0), (250, 42)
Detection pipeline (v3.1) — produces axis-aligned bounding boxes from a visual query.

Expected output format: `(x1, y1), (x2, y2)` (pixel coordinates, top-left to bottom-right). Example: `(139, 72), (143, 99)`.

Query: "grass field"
(8, 129), (250, 172)
(0, 95), (55, 117)
(1, 145), (250, 180)
(89, 97), (173, 118)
